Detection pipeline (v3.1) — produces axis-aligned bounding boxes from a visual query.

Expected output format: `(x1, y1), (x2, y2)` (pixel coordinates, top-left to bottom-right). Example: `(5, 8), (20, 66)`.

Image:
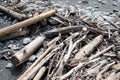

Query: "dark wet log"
(0, 30), (29, 41)
(44, 26), (83, 37)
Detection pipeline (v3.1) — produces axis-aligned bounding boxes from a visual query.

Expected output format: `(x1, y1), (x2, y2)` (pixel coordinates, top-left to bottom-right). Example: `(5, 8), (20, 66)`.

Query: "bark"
(0, 10), (56, 37)
(11, 35), (45, 66)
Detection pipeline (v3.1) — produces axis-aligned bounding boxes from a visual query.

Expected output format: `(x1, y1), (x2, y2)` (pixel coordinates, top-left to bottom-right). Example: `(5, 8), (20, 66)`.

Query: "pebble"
(23, 38), (31, 45)
(113, 9), (119, 12)
(6, 63), (13, 69)
(117, 11), (120, 17)
(82, 0), (89, 4)
(112, 2), (117, 6)
(28, 55), (37, 62)
(8, 44), (19, 49)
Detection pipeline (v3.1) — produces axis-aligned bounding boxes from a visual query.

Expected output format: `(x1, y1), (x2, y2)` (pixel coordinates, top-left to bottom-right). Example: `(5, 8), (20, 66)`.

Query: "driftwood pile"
(0, 4), (120, 80)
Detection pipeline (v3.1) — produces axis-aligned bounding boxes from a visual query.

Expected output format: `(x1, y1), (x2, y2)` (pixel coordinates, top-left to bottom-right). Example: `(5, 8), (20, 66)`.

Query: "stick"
(0, 30), (29, 41)
(45, 35), (61, 48)
(0, 5), (26, 20)
(105, 72), (120, 80)
(0, 10), (56, 37)
(17, 42), (55, 80)
(44, 26), (83, 37)
(96, 62), (115, 80)
(71, 35), (103, 64)
(100, 15), (119, 29)
(33, 66), (46, 80)
(60, 58), (100, 80)
(23, 43), (64, 80)
(11, 35), (45, 66)
(89, 45), (114, 60)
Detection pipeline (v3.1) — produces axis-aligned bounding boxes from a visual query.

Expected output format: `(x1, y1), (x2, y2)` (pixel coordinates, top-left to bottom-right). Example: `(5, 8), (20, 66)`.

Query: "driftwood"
(0, 10), (56, 37)
(11, 35), (45, 66)
(45, 35), (61, 48)
(0, 30), (29, 41)
(105, 72), (120, 80)
(60, 58), (100, 80)
(0, 5), (26, 20)
(17, 44), (54, 80)
(33, 66), (46, 80)
(23, 43), (64, 80)
(44, 26), (83, 37)
(96, 62), (115, 80)
(71, 35), (103, 65)
(89, 45), (114, 60)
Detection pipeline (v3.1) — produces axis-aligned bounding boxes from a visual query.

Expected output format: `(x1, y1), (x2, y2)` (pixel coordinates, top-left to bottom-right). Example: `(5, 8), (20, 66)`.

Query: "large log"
(71, 35), (103, 65)
(11, 35), (45, 66)
(0, 10), (56, 37)
(0, 5), (26, 20)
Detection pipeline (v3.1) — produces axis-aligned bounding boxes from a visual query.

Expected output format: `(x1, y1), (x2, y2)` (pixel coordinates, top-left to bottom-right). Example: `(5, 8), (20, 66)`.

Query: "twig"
(96, 61), (115, 80)
(0, 5), (26, 20)
(44, 26), (83, 37)
(23, 43), (64, 80)
(89, 45), (114, 60)
(18, 44), (54, 80)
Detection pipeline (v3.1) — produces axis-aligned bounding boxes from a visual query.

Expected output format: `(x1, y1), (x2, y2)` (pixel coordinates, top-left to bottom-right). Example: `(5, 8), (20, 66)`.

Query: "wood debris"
(0, 1), (120, 80)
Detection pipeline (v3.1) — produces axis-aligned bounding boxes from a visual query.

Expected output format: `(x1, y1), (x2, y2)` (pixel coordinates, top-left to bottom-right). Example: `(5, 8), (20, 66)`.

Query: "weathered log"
(0, 10), (56, 37)
(89, 45), (114, 60)
(0, 30), (29, 41)
(17, 44), (55, 80)
(71, 35), (103, 64)
(23, 43), (64, 80)
(44, 26), (83, 37)
(0, 5), (26, 20)
(33, 66), (46, 80)
(11, 35), (45, 66)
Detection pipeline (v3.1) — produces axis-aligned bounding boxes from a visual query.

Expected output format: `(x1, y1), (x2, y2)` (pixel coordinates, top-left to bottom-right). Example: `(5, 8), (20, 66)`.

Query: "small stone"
(82, 0), (89, 4)
(23, 38), (31, 45)
(78, 1), (82, 4)
(113, 9), (119, 12)
(47, 17), (59, 25)
(28, 55), (37, 62)
(6, 63), (13, 69)
(112, 2), (117, 6)
(117, 11), (120, 17)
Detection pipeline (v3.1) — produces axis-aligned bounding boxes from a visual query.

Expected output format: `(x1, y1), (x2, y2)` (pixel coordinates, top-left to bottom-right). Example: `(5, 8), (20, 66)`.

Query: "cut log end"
(11, 56), (20, 66)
